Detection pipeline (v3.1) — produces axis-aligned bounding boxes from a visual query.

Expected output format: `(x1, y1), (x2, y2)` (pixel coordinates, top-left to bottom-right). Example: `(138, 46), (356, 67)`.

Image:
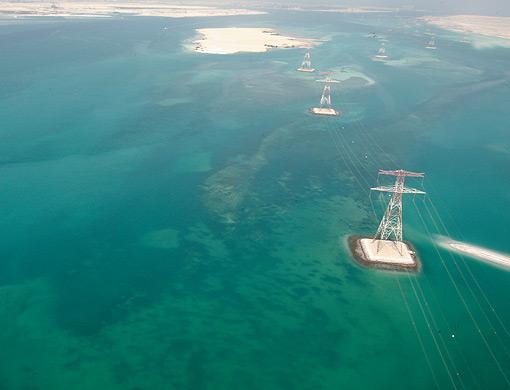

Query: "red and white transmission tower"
(371, 169), (426, 253)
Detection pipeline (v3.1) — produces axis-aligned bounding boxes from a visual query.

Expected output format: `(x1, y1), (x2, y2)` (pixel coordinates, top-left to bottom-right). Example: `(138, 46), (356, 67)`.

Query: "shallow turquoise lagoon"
(0, 11), (509, 389)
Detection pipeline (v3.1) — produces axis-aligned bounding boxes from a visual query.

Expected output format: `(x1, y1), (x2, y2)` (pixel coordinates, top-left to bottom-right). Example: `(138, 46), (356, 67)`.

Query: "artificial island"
(349, 169), (426, 271)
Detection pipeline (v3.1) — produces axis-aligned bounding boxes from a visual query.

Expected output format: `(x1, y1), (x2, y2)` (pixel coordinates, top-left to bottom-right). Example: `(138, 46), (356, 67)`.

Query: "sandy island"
(0, 2), (265, 18)
(348, 236), (420, 272)
(423, 15), (510, 41)
(437, 235), (510, 270)
(192, 28), (317, 55)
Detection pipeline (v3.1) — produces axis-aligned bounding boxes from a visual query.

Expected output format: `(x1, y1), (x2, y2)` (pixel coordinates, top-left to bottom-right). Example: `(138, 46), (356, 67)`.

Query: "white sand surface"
(360, 239), (415, 265)
(423, 15), (510, 40)
(310, 107), (340, 116)
(437, 236), (510, 270)
(192, 28), (317, 55)
(0, 2), (264, 18)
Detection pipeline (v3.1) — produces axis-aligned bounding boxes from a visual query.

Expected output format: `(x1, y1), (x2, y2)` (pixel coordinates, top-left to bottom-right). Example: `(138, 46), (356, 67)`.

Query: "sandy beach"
(437, 236), (510, 270)
(0, 2), (265, 18)
(192, 28), (317, 55)
(423, 15), (510, 40)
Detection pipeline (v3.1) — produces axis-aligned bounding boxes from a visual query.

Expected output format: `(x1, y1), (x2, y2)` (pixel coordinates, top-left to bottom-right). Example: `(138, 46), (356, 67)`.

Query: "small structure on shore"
(426, 37), (437, 49)
(297, 51), (315, 73)
(310, 73), (341, 116)
(349, 169), (426, 271)
(373, 42), (388, 60)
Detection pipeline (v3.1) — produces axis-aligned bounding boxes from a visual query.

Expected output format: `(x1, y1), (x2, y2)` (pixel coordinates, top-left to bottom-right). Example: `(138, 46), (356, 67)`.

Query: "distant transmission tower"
(297, 51), (315, 73)
(426, 36), (437, 50)
(371, 169), (426, 253)
(374, 42), (388, 60)
(317, 72), (339, 105)
(309, 72), (341, 116)
(320, 83), (332, 107)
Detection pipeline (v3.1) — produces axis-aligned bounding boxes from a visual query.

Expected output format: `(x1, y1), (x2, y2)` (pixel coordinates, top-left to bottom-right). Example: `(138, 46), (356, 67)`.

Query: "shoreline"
(423, 15), (510, 41)
(0, 2), (265, 19)
(286, 6), (394, 14)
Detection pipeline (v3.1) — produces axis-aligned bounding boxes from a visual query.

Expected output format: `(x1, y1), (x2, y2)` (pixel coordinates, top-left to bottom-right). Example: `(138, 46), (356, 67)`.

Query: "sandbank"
(437, 236), (510, 270)
(332, 67), (376, 86)
(192, 28), (317, 55)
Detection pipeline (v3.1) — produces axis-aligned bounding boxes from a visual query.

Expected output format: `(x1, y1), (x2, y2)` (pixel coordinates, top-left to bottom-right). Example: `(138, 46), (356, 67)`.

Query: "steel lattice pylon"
(316, 72), (340, 108)
(371, 169), (426, 253)
(320, 84), (332, 107)
(301, 52), (312, 70)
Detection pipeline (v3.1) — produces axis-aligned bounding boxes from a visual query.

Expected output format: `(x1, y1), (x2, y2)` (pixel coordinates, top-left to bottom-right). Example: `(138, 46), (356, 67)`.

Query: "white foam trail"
(436, 235), (510, 270)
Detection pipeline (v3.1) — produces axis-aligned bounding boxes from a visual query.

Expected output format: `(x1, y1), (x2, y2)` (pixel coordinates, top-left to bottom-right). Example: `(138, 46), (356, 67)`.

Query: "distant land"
(285, 7), (394, 13)
(0, 1), (265, 18)
(423, 15), (510, 40)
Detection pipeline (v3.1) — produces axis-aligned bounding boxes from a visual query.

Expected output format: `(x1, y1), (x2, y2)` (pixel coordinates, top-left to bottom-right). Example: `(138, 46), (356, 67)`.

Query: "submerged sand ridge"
(0, 2), (265, 18)
(437, 235), (510, 270)
(192, 28), (318, 55)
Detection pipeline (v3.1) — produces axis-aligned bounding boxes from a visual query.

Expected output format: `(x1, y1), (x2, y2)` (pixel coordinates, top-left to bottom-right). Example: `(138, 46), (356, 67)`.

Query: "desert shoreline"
(423, 15), (510, 40)
(0, 1), (265, 19)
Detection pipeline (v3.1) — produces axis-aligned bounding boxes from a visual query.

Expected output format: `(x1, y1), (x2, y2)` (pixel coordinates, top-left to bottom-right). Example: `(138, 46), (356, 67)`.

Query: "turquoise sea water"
(0, 10), (509, 389)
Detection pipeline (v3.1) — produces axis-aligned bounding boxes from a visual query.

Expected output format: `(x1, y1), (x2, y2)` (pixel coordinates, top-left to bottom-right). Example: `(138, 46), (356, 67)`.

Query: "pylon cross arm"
(378, 169), (424, 177)
(370, 186), (426, 195)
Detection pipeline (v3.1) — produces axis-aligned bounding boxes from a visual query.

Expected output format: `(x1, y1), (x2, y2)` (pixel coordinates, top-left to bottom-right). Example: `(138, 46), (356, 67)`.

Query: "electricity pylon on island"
(371, 169), (426, 253)
(297, 51), (315, 72)
(426, 37), (437, 49)
(310, 72), (341, 116)
(374, 42), (388, 60)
